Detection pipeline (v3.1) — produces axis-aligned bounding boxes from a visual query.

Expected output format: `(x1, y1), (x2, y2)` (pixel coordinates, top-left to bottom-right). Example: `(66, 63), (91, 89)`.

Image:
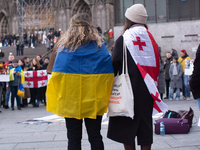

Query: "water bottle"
(160, 122), (165, 136)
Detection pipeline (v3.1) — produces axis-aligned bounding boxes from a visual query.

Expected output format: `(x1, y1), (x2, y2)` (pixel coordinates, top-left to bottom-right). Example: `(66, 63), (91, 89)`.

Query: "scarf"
(123, 26), (168, 115)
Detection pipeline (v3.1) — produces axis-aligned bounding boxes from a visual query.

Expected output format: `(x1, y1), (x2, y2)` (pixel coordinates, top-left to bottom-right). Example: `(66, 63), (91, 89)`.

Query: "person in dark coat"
(1, 35), (4, 46)
(36, 55), (44, 65)
(8, 34), (12, 46)
(16, 40), (20, 56)
(171, 48), (178, 57)
(28, 58), (43, 107)
(164, 52), (173, 99)
(190, 44), (200, 111)
(20, 42), (24, 56)
(158, 52), (165, 100)
(107, 4), (155, 150)
(41, 57), (49, 106)
(169, 56), (183, 100)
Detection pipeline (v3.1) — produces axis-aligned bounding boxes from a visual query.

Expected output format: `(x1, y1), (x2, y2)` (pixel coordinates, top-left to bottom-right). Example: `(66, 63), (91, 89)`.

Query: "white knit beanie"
(125, 4), (148, 24)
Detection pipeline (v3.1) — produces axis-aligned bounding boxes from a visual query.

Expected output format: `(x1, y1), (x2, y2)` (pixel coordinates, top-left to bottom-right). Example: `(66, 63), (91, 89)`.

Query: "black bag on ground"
(163, 110), (181, 118)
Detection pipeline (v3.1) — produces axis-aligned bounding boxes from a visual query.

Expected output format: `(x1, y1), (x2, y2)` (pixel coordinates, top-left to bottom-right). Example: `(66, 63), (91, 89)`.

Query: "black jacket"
(164, 57), (173, 80)
(190, 44), (200, 99)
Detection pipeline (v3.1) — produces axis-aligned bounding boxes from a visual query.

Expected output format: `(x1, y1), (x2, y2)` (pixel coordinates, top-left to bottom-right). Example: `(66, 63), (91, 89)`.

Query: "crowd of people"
(158, 48), (192, 101)
(0, 53), (50, 112)
(1, 4), (200, 150)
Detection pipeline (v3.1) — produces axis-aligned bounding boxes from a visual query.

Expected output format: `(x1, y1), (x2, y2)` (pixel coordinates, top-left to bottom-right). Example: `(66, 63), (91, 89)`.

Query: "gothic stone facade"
(0, 0), (114, 36)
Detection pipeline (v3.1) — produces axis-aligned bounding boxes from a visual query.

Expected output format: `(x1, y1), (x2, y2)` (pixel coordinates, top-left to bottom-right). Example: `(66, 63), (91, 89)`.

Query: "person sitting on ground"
(0, 49), (5, 58)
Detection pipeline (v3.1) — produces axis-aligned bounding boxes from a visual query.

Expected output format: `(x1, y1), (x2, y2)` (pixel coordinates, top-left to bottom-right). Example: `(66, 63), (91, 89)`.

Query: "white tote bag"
(107, 39), (134, 119)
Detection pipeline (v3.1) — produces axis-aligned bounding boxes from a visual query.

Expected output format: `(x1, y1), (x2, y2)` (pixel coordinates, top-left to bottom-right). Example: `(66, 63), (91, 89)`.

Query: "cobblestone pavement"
(0, 97), (200, 150)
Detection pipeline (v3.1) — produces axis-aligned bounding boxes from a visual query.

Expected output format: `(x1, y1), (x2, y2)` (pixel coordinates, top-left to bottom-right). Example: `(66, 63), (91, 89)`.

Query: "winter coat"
(171, 49), (178, 57)
(190, 44), (200, 99)
(164, 57), (173, 80)
(107, 35), (154, 146)
(178, 55), (191, 74)
(169, 63), (183, 89)
(158, 61), (165, 94)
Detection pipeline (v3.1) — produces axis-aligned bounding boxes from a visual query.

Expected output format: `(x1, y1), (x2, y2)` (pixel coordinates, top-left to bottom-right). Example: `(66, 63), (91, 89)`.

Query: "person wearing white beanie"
(125, 4), (148, 25)
(108, 4), (160, 150)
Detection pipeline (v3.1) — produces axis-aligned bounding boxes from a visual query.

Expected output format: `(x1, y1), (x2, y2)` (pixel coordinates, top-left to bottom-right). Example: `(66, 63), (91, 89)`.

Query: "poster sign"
(192, 47), (197, 52)
(185, 59), (194, 75)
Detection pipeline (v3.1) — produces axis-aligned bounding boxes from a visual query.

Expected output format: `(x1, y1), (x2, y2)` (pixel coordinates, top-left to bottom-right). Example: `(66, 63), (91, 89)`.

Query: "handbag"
(17, 83), (25, 97)
(107, 39), (134, 119)
(155, 118), (190, 134)
(178, 107), (194, 128)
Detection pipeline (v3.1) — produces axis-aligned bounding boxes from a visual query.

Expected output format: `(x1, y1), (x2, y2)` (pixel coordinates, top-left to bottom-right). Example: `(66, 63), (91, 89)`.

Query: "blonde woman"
(47, 13), (114, 150)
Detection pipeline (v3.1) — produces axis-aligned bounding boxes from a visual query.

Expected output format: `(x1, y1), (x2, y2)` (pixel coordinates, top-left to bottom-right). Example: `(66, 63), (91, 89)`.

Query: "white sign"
(185, 59), (194, 75)
(192, 47), (197, 52)
(0, 75), (10, 82)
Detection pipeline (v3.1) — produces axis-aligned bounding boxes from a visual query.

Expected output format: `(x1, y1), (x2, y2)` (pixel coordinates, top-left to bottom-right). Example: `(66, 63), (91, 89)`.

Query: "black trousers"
(165, 79), (170, 97)
(65, 116), (104, 150)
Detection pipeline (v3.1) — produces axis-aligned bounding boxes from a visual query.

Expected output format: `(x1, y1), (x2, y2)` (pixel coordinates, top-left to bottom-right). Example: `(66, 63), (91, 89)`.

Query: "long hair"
(29, 58), (41, 69)
(55, 13), (104, 52)
(123, 18), (148, 33)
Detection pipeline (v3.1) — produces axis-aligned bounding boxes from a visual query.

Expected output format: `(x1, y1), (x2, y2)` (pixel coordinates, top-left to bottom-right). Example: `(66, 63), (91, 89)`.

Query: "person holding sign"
(178, 49), (191, 100)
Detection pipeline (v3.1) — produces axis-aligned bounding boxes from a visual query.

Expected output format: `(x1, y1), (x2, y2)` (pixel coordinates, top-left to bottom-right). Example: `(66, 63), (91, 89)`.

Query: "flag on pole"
(123, 26), (168, 115)
(23, 70), (48, 88)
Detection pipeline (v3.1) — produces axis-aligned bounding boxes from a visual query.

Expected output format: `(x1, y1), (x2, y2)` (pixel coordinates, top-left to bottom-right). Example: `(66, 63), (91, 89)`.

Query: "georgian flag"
(123, 26), (168, 115)
(23, 70), (48, 88)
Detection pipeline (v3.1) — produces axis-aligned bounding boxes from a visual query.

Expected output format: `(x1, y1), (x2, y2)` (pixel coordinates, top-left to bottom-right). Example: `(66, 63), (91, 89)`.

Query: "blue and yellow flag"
(47, 42), (114, 119)
(10, 66), (25, 84)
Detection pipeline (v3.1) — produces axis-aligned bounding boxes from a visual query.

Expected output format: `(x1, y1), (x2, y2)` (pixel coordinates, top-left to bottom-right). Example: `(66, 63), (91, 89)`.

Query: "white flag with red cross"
(123, 26), (168, 115)
(23, 70), (48, 88)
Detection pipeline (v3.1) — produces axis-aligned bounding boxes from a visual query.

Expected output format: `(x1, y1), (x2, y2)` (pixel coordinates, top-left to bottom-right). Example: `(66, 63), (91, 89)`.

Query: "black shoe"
(18, 107), (21, 110)
(20, 104), (24, 108)
(12, 108), (14, 111)
(4, 105), (9, 109)
(164, 97), (169, 99)
(36, 105), (39, 107)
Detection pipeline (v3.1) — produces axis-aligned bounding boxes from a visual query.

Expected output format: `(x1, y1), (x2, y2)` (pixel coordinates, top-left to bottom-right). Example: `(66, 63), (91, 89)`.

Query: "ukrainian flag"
(47, 42), (114, 119)
(10, 66), (25, 84)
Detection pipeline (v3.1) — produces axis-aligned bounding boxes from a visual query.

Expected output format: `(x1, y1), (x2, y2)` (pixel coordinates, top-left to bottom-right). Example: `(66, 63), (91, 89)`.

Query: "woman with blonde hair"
(47, 13), (114, 150)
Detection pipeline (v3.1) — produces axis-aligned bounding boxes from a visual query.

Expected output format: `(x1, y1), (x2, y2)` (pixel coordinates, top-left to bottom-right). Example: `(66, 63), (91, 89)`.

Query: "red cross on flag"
(123, 26), (168, 115)
(23, 70), (48, 88)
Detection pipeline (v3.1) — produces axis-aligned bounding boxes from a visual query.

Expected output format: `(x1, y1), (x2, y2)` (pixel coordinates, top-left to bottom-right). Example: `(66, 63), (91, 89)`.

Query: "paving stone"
(1, 95), (200, 149)
(0, 144), (17, 150)
(0, 134), (55, 144)
(14, 141), (67, 149)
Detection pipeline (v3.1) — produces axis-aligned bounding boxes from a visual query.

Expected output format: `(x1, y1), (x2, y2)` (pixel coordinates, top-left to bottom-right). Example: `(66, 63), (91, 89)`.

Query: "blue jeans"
(169, 88), (180, 99)
(5, 89), (11, 105)
(11, 86), (21, 108)
(196, 98), (200, 111)
(183, 75), (190, 97)
(4, 40), (8, 46)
